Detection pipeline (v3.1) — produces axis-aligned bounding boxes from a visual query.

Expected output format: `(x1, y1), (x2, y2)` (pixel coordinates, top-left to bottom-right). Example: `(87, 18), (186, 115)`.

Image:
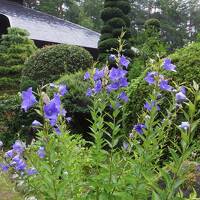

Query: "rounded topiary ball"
(144, 18), (161, 31)
(20, 44), (93, 90)
(125, 42), (200, 131)
(98, 38), (119, 53)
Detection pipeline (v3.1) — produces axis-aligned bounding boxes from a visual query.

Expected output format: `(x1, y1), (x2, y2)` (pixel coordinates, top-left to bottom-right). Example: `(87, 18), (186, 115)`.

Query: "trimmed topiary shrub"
(21, 44), (93, 90)
(101, 7), (124, 21)
(98, 0), (133, 59)
(0, 28), (37, 94)
(128, 19), (167, 80)
(104, 1), (131, 15)
(0, 28), (37, 66)
(101, 25), (113, 34)
(125, 41), (200, 132)
(56, 70), (92, 135)
(99, 33), (113, 41)
(98, 38), (119, 53)
(107, 17), (126, 28)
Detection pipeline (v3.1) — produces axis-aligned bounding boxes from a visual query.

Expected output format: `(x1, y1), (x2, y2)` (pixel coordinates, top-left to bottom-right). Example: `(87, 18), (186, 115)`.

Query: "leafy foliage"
(129, 19), (167, 80)
(1, 53), (200, 199)
(56, 70), (92, 134)
(125, 41), (200, 132)
(0, 28), (37, 94)
(98, 0), (133, 59)
(21, 44), (93, 90)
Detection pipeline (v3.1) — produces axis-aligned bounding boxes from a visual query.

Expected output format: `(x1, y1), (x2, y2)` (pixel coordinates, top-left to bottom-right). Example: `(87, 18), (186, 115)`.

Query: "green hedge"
(0, 65), (23, 76)
(0, 77), (20, 90)
(0, 28), (37, 94)
(125, 41), (200, 131)
(0, 27), (37, 67)
(21, 44), (93, 90)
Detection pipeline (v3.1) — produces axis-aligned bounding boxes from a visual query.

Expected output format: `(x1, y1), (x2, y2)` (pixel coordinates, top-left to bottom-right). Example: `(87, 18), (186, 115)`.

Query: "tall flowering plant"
(0, 35), (200, 199)
(0, 84), (89, 199)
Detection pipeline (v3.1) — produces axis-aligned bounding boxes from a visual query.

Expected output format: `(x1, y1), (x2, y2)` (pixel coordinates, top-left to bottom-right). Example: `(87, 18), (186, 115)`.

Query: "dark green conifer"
(98, 0), (133, 60)
(0, 27), (37, 94)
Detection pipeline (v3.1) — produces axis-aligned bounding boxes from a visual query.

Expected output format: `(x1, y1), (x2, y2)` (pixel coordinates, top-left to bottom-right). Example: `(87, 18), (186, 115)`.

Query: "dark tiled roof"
(0, 0), (100, 49)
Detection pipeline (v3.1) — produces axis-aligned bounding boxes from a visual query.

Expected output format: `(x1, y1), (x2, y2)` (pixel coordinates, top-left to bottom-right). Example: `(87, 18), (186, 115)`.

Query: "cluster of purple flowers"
(133, 58), (188, 136)
(21, 84), (70, 135)
(0, 140), (37, 176)
(84, 55), (129, 103)
(144, 100), (160, 111)
(144, 60), (176, 92)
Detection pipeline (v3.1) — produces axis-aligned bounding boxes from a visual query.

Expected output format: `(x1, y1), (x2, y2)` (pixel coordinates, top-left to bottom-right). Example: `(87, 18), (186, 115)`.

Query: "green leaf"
(152, 191), (161, 200)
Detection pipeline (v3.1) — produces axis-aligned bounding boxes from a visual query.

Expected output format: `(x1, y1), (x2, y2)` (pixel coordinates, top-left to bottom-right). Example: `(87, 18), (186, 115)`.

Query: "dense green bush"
(0, 95), (26, 148)
(99, 33), (113, 41)
(128, 19), (167, 80)
(0, 93), (43, 148)
(98, 0), (132, 59)
(101, 7), (124, 21)
(0, 28), (37, 66)
(107, 17), (126, 28)
(128, 58), (145, 80)
(100, 25), (113, 34)
(0, 28), (37, 94)
(125, 41), (200, 131)
(21, 44), (93, 90)
(104, 1), (131, 14)
(98, 38), (119, 53)
(56, 70), (92, 135)
(144, 18), (161, 31)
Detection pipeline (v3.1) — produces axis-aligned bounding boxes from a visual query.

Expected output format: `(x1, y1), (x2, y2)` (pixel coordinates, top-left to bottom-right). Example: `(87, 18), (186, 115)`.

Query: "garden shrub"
(98, 38), (119, 53)
(20, 44), (93, 90)
(99, 33), (113, 41)
(101, 7), (124, 21)
(0, 28), (37, 66)
(1, 52), (200, 199)
(128, 58), (145, 80)
(144, 18), (161, 31)
(0, 28), (37, 94)
(56, 70), (92, 135)
(0, 95), (27, 148)
(128, 19), (167, 81)
(98, 0), (133, 59)
(125, 41), (200, 131)
(104, 1), (131, 14)
(100, 25), (113, 34)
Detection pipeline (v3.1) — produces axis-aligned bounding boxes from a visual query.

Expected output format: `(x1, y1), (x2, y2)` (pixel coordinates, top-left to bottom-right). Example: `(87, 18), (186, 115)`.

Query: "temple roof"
(0, 0), (100, 49)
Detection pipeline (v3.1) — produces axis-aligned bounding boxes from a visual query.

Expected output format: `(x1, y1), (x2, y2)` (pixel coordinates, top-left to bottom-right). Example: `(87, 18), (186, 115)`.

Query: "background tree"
(98, 0), (133, 60)
(129, 0), (200, 50)
(128, 18), (167, 80)
(0, 27), (37, 94)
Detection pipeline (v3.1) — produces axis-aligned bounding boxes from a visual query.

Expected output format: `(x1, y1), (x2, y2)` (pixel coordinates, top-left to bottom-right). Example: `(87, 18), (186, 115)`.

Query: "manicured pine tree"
(98, 0), (133, 60)
(142, 19), (167, 60)
(0, 27), (37, 94)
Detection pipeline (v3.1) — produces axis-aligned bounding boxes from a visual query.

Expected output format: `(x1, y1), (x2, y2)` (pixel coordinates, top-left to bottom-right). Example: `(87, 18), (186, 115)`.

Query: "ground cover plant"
(0, 37), (200, 200)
